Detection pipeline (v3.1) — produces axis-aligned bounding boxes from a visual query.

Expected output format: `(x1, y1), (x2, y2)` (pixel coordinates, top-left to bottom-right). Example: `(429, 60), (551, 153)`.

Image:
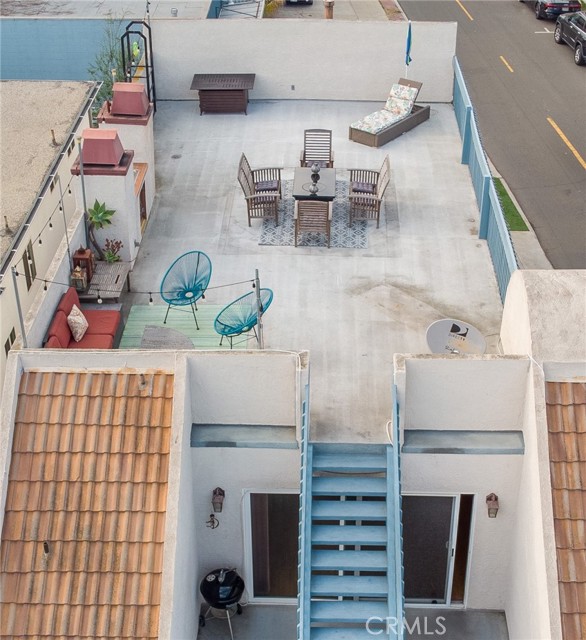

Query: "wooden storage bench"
(190, 74), (255, 115)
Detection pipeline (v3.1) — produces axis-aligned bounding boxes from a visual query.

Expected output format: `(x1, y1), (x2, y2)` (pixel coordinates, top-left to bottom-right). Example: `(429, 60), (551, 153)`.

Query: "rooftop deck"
(121, 98), (504, 443)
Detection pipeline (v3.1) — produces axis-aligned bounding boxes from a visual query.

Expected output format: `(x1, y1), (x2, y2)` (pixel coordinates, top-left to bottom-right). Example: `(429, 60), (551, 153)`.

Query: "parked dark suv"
(555, 11), (586, 65)
(523, 0), (581, 20)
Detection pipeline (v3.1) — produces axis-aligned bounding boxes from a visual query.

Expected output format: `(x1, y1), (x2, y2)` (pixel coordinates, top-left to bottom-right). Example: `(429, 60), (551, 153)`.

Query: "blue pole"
(405, 21), (412, 77)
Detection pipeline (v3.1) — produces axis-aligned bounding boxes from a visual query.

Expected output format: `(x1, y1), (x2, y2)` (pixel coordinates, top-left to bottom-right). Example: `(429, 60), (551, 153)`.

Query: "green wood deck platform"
(119, 304), (252, 349)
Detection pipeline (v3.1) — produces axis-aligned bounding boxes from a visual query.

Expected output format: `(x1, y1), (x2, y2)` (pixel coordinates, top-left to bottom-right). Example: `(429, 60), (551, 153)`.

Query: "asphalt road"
(403, 0), (586, 269)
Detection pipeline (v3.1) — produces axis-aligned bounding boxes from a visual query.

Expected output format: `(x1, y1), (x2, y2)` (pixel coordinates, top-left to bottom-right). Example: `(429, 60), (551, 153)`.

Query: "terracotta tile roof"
(0, 370), (173, 639)
(546, 381), (586, 640)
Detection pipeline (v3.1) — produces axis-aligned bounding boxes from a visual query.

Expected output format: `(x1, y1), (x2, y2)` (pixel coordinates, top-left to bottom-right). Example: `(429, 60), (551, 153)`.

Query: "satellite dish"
(426, 318), (487, 355)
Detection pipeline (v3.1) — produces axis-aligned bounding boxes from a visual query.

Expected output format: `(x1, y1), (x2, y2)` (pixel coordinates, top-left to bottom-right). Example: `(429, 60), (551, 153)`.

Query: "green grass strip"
(493, 178), (528, 231)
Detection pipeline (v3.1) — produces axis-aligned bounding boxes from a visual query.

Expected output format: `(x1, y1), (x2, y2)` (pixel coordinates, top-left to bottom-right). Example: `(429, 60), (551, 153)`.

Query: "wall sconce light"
(212, 487), (225, 513)
(486, 493), (499, 518)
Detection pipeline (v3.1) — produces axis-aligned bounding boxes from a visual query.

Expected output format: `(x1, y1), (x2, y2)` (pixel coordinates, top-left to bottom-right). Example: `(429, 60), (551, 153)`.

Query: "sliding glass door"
(248, 493), (299, 600)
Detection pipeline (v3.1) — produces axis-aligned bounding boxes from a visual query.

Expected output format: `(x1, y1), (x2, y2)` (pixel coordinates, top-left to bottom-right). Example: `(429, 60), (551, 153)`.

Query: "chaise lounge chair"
(349, 78), (430, 148)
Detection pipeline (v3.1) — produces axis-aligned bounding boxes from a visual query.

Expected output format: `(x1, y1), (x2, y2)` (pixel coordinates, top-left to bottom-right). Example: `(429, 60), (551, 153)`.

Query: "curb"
(488, 164), (553, 271)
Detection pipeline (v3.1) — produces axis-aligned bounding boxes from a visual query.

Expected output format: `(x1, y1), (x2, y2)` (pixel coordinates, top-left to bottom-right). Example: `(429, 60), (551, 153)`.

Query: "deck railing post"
(255, 269), (264, 349)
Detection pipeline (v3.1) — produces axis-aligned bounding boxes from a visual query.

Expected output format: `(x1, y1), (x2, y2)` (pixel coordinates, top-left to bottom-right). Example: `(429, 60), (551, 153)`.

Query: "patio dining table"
(292, 167), (336, 202)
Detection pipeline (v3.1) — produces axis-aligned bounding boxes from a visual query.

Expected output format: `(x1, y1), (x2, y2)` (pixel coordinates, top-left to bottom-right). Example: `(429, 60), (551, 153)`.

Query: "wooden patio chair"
(300, 129), (334, 168)
(348, 155), (390, 228)
(294, 200), (333, 247)
(237, 153), (281, 226)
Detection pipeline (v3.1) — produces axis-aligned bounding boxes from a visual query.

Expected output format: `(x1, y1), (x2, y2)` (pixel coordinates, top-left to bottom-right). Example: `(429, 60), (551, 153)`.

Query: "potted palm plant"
(87, 199), (115, 261)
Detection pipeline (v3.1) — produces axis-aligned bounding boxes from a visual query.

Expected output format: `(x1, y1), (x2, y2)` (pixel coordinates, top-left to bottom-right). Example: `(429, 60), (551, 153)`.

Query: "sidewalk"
(0, 0), (405, 21)
(268, 0), (403, 20)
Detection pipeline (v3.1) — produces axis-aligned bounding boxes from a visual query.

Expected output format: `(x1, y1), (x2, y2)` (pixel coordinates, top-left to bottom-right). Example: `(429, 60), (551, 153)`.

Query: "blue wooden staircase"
(298, 442), (404, 639)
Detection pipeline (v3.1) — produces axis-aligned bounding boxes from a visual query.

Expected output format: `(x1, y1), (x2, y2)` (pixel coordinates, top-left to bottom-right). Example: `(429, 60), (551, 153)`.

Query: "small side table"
(79, 261), (131, 303)
(190, 74), (255, 115)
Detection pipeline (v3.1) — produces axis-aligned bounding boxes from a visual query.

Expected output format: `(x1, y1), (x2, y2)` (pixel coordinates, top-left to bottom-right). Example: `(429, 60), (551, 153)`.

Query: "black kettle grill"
(199, 568), (245, 638)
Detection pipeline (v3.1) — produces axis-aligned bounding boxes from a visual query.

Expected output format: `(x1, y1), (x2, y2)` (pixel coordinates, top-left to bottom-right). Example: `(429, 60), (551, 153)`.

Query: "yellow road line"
(499, 56), (514, 73)
(547, 117), (586, 171)
(455, 0), (474, 21)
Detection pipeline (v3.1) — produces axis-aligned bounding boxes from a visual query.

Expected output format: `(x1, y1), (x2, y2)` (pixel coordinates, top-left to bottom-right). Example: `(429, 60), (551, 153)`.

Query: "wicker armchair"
(237, 153), (281, 226)
(348, 156), (390, 228)
(294, 200), (333, 248)
(300, 129), (334, 168)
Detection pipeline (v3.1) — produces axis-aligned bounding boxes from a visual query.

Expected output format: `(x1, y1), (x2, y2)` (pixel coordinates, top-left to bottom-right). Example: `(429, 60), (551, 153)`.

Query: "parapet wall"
(150, 19), (457, 102)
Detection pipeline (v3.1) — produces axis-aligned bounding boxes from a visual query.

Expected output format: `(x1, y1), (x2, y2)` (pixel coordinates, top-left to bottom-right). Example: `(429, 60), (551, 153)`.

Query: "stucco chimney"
(81, 128), (124, 165)
(111, 82), (150, 117)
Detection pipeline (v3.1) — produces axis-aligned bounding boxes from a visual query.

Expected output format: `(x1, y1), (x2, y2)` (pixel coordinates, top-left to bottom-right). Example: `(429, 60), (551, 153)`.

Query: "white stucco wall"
(99, 115), (156, 222)
(402, 451), (523, 609)
(500, 270), (586, 640)
(160, 350), (304, 633)
(150, 20), (456, 102)
(158, 359), (201, 640)
(501, 270), (586, 363)
(188, 351), (301, 426)
(23, 210), (87, 348)
(505, 371), (560, 640)
(76, 168), (141, 262)
(396, 354), (552, 617)
(0, 353), (24, 537)
(191, 446), (300, 607)
(0, 136), (87, 390)
(400, 356), (530, 430)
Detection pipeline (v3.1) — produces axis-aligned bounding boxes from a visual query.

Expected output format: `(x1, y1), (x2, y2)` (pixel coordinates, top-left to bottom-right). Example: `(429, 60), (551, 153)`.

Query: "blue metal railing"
(297, 385), (312, 640)
(391, 385), (405, 640)
(453, 58), (518, 302)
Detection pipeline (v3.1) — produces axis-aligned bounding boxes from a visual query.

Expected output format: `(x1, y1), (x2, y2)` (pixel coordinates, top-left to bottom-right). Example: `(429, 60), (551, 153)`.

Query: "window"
(4, 328), (16, 357)
(22, 241), (37, 290)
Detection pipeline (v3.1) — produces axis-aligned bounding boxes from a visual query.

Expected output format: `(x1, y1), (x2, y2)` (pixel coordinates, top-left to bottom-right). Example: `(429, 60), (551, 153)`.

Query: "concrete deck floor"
(122, 98), (505, 443)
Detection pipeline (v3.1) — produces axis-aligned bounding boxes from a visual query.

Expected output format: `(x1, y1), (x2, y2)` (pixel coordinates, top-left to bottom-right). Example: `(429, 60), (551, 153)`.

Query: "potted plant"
(87, 199), (115, 261)
(103, 238), (124, 263)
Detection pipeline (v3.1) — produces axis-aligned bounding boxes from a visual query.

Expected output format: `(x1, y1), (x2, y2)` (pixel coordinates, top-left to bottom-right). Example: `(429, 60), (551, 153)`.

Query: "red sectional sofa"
(44, 287), (121, 349)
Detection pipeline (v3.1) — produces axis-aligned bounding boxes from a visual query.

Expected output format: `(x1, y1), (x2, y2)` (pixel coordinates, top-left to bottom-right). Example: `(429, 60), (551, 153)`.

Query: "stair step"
(312, 549), (388, 571)
(311, 575), (388, 597)
(311, 599), (389, 623)
(313, 443), (387, 456)
(312, 500), (386, 521)
(312, 525), (387, 546)
(311, 628), (390, 639)
(312, 453), (386, 473)
(312, 476), (387, 496)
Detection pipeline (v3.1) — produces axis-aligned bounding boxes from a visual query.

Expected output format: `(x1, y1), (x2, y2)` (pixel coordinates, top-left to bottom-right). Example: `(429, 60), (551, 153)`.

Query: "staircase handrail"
(297, 385), (312, 639)
(391, 384), (405, 639)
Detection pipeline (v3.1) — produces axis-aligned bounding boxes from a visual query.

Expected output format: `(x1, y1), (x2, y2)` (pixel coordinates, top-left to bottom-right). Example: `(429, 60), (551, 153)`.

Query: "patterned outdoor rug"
(259, 180), (368, 249)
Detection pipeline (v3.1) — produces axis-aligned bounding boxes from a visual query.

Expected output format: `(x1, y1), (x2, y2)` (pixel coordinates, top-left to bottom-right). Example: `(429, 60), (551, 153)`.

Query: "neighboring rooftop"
(0, 370), (173, 638)
(0, 80), (95, 264)
(546, 381), (586, 640)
